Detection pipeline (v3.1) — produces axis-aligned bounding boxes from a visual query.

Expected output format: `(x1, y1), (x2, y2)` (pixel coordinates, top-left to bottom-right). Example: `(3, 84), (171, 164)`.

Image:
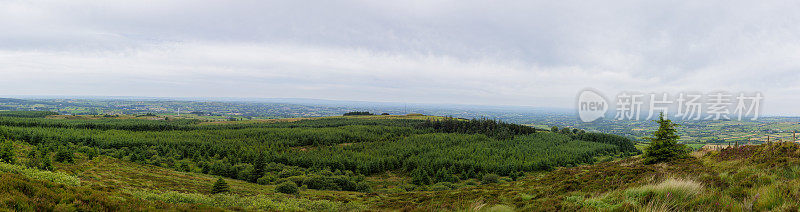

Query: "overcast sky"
(1, 0), (799, 114)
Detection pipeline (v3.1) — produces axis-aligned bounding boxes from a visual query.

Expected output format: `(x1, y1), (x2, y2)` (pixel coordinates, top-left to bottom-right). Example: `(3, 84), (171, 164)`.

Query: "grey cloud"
(0, 0), (799, 114)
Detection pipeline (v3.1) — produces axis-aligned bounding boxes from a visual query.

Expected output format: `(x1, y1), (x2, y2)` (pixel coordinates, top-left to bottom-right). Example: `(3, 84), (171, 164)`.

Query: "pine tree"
(0, 140), (14, 164)
(644, 113), (688, 164)
(26, 148), (39, 168)
(411, 168), (431, 185)
(39, 150), (53, 171)
(250, 154), (265, 183)
(210, 178), (230, 194)
(54, 147), (74, 163)
(434, 167), (458, 183)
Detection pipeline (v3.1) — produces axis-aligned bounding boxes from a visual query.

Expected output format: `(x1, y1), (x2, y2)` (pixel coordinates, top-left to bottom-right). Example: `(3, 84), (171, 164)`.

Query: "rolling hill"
(0, 112), (639, 211)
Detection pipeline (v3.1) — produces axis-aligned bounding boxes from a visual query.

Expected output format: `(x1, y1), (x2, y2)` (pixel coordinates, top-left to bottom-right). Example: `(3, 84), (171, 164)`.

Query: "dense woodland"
(0, 112), (639, 191)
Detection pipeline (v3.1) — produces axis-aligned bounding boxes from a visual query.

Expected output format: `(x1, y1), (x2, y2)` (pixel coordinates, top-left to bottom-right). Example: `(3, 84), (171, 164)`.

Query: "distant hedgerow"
(343, 111), (373, 116)
(0, 111), (59, 118)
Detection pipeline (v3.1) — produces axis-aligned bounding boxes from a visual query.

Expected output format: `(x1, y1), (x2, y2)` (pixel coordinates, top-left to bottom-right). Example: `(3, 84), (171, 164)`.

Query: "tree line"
(417, 117), (538, 140)
(0, 111), (59, 118)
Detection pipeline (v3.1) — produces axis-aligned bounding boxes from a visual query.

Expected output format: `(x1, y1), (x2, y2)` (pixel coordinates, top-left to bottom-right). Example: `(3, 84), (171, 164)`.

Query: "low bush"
(430, 182), (458, 191)
(482, 173), (500, 184)
(276, 181), (299, 194)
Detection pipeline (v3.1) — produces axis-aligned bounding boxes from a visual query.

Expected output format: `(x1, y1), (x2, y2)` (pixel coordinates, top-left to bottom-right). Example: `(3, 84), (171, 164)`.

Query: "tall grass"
(0, 162), (80, 186)
(624, 178), (704, 211)
(627, 178), (704, 197)
(752, 184), (786, 210)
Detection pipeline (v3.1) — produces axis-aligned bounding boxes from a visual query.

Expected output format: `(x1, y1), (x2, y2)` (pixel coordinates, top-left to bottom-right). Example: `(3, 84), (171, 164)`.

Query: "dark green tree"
(411, 168), (431, 185)
(460, 168), (476, 180)
(0, 140), (14, 164)
(249, 154), (265, 183)
(644, 113), (688, 164)
(434, 167), (457, 183)
(54, 147), (74, 163)
(39, 150), (53, 170)
(551, 126), (559, 132)
(210, 178), (230, 194)
(26, 148), (39, 168)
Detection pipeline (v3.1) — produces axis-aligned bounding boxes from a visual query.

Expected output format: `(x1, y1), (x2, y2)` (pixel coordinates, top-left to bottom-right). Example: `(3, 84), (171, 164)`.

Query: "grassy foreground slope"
(7, 139), (800, 211)
(370, 142), (800, 211)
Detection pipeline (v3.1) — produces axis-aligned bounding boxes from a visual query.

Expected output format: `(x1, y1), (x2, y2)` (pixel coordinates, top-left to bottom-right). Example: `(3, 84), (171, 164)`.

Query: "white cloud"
(0, 0), (799, 114)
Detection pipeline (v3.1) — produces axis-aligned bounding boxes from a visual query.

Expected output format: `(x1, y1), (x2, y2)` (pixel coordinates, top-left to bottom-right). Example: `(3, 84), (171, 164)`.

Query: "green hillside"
(0, 112), (640, 211)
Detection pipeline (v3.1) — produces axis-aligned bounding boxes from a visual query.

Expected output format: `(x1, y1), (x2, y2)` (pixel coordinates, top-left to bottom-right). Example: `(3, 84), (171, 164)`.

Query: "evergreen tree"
(210, 178), (230, 194)
(39, 150), (53, 170)
(464, 168), (476, 179)
(434, 167), (457, 183)
(54, 147), (74, 163)
(249, 154), (265, 183)
(644, 113), (688, 164)
(0, 140), (14, 164)
(411, 168), (431, 185)
(26, 148), (39, 168)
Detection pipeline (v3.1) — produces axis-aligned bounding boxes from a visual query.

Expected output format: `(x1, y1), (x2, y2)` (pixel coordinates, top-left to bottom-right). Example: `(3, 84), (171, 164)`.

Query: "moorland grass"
(0, 162), (80, 186)
(124, 189), (364, 211)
